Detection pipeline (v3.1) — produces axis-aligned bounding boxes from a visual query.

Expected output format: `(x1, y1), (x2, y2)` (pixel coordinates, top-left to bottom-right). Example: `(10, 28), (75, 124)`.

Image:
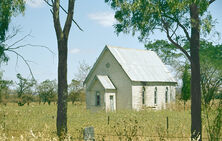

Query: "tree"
(146, 39), (222, 140)
(37, 79), (57, 105)
(44, 0), (83, 138)
(68, 79), (81, 104)
(0, 71), (12, 104)
(145, 40), (222, 101)
(74, 61), (91, 88)
(68, 61), (90, 104)
(105, 0), (217, 140)
(145, 40), (187, 78)
(0, 0), (52, 78)
(181, 64), (191, 110)
(16, 73), (36, 106)
(200, 42), (222, 140)
(199, 41), (222, 105)
(0, 0), (25, 63)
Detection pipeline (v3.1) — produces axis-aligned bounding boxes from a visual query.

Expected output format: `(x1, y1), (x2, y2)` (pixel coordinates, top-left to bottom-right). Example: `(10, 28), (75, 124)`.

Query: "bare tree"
(1, 28), (54, 77)
(44, 0), (83, 138)
(74, 61), (91, 88)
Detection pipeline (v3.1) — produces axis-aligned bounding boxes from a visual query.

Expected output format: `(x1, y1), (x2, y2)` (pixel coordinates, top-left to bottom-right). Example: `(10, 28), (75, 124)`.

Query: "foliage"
(105, 0), (213, 43)
(0, 71), (12, 104)
(0, 0), (25, 41)
(181, 64), (191, 109)
(145, 40), (185, 65)
(111, 117), (142, 141)
(69, 61), (90, 104)
(16, 73), (36, 106)
(20, 94), (33, 106)
(68, 79), (81, 104)
(0, 0), (25, 63)
(146, 40), (222, 102)
(36, 79), (57, 105)
(145, 40), (187, 78)
(199, 42), (222, 141)
(203, 100), (222, 141)
(200, 41), (222, 104)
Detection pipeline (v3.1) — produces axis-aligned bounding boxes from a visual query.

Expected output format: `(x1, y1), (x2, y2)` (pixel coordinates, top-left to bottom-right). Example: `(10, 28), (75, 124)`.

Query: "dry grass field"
(0, 101), (220, 140)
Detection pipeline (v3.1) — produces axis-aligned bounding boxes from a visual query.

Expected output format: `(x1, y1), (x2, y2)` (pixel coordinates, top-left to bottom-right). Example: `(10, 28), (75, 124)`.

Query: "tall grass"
(0, 102), (221, 140)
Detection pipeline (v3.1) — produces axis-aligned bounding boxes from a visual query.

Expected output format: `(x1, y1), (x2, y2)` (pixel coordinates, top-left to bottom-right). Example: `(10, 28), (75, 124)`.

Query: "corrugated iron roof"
(96, 75), (116, 89)
(107, 46), (176, 83)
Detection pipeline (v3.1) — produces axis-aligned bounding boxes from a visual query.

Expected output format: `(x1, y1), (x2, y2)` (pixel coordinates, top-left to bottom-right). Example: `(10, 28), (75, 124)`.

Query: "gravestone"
(83, 126), (95, 141)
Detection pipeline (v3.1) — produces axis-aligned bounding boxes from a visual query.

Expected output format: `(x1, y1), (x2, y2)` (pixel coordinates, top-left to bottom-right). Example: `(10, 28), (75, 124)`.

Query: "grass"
(0, 102), (220, 140)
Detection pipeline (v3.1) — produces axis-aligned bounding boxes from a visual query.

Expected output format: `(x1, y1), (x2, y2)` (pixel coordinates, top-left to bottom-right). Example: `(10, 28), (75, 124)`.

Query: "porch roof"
(96, 75), (116, 90)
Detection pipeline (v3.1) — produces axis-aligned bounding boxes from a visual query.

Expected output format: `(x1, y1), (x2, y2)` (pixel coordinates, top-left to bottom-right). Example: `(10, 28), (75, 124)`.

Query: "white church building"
(84, 45), (177, 111)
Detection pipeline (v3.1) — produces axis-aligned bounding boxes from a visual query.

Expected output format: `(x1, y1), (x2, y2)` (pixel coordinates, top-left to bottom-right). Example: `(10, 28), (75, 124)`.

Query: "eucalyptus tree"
(146, 39), (222, 104)
(199, 41), (222, 105)
(37, 79), (57, 105)
(16, 73), (36, 106)
(44, 0), (83, 138)
(105, 0), (217, 140)
(68, 79), (81, 104)
(0, 71), (12, 104)
(181, 64), (191, 110)
(0, 0), (25, 63)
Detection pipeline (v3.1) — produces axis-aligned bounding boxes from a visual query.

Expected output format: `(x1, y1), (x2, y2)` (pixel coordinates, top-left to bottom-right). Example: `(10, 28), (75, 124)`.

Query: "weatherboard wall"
(132, 85), (176, 110)
(85, 48), (132, 110)
(86, 79), (105, 111)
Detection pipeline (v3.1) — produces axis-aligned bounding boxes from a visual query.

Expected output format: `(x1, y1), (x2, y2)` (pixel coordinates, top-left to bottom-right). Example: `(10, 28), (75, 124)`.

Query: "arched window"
(154, 87), (157, 105)
(165, 87), (168, 103)
(96, 92), (100, 106)
(142, 87), (145, 105)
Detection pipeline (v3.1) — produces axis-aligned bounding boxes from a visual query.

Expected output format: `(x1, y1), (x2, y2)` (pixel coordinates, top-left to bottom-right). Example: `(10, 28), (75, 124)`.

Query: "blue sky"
(1, 0), (222, 84)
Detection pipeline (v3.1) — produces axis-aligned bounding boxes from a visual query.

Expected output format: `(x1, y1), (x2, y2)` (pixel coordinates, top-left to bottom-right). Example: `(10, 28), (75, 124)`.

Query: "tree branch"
(161, 19), (191, 62)
(4, 27), (21, 42)
(63, 0), (75, 38)
(52, 0), (63, 39)
(59, 2), (83, 32)
(167, 31), (191, 62)
(3, 29), (56, 80)
(163, 14), (191, 42)
(7, 33), (31, 48)
(5, 32), (55, 55)
(44, 0), (83, 32)
(44, 0), (53, 7)
(170, 24), (179, 38)
(6, 44), (55, 55)
(7, 49), (34, 79)
(209, 0), (216, 5)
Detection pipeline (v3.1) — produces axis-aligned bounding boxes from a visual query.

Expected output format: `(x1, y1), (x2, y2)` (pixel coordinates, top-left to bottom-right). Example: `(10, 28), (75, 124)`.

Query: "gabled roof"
(107, 46), (176, 83)
(84, 45), (177, 85)
(96, 75), (115, 89)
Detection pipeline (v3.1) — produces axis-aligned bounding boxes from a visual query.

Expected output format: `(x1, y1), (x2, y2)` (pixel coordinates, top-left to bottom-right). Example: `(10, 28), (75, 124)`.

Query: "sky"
(1, 0), (222, 84)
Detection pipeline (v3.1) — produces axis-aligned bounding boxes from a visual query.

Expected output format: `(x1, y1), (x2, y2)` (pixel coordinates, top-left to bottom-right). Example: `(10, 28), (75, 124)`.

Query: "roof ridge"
(106, 45), (153, 52)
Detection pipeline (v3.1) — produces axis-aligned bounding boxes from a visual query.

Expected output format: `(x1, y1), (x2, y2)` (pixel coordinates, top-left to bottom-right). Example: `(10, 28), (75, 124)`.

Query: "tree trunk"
(57, 39), (68, 138)
(184, 101), (186, 111)
(190, 4), (202, 141)
(49, 0), (76, 138)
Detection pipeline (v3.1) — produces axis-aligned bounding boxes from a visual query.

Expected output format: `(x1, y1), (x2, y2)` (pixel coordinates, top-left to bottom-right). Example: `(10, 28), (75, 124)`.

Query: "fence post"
(166, 116), (169, 133)
(108, 116), (110, 125)
(3, 114), (6, 132)
(83, 127), (95, 141)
